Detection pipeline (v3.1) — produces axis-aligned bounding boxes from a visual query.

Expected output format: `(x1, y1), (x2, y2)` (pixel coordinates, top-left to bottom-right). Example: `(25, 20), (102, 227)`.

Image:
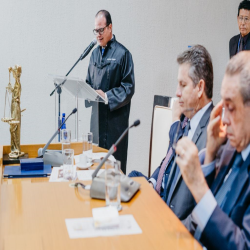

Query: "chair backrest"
(148, 95), (173, 177)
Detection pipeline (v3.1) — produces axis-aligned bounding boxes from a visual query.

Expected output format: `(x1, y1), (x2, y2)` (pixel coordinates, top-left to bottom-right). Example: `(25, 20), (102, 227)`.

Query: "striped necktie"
(155, 118), (188, 194)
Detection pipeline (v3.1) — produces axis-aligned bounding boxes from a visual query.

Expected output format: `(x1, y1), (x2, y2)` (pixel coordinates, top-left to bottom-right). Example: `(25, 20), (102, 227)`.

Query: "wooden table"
(0, 143), (202, 250)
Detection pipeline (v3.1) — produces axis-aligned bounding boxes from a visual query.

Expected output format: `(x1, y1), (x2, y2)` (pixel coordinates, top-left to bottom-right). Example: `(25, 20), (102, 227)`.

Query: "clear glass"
(83, 132), (93, 161)
(62, 149), (76, 180)
(105, 160), (122, 211)
(61, 129), (71, 151)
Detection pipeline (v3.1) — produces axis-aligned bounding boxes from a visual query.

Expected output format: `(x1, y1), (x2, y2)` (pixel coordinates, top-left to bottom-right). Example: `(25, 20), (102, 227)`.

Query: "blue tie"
(101, 48), (105, 56)
(194, 152), (243, 241)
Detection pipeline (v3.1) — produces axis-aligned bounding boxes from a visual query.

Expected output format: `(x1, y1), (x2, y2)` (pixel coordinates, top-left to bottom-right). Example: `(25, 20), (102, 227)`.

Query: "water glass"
(83, 132), (93, 160)
(61, 129), (71, 151)
(62, 149), (75, 180)
(105, 161), (122, 211)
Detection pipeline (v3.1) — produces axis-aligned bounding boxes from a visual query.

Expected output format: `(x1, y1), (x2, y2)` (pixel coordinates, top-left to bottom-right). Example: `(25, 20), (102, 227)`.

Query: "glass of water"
(105, 160), (122, 211)
(61, 129), (71, 151)
(62, 149), (75, 180)
(83, 132), (93, 161)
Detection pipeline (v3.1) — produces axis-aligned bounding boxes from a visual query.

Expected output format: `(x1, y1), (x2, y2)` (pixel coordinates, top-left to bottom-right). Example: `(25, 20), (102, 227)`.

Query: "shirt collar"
(241, 143), (250, 161)
(240, 32), (249, 45)
(102, 35), (115, 49)
(189, 101), (212, 134)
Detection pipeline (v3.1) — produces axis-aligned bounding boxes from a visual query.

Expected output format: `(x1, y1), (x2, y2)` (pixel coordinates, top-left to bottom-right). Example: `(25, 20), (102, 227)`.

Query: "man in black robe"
(86, 10), (135, 174)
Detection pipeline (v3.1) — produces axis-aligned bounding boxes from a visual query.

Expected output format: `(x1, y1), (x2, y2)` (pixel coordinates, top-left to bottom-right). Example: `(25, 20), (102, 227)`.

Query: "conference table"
(0, 143), (202, 250)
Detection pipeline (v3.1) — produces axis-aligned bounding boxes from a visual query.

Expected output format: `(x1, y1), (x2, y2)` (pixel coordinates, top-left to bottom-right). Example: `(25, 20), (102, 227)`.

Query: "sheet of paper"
(75, 153), (116, 164)
(76, 169), (105, 181)
(65, 215), (142, 239)
(49, 167), (104, 182)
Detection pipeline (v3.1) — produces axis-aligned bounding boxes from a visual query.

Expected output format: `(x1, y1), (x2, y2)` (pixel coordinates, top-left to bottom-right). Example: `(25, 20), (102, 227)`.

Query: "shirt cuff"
(104, 93), (108, 105)
(201, 160), (216, 177)
(192, 189), (217, 231)
(148, 178), (157, 189)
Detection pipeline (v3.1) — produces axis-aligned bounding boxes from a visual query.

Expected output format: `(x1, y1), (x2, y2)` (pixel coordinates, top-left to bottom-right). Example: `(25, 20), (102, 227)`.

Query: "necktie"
(239, 37), (244, 52)
(166, 119), (190, 205)
(155, 118), (188, 194)
(194, 152), (243, 241)
(101, 48), (105, 56)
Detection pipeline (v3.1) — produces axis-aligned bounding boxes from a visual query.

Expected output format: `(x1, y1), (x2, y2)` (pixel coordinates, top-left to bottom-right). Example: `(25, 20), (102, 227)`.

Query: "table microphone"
(38, 108), (77, 158)
(90, 120), (141, 202)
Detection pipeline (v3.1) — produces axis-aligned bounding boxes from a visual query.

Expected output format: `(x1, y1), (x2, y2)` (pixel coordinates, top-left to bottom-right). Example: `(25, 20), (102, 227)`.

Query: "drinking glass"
(62, 149), (75, 180)
(105, 160), (122, 211)
(83, 132), (93, 161)
(61, 129), (71, 151)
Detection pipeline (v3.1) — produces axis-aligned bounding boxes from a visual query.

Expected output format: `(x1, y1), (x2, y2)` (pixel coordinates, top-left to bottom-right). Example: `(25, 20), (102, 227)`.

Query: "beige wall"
(0, 0), (240, 175)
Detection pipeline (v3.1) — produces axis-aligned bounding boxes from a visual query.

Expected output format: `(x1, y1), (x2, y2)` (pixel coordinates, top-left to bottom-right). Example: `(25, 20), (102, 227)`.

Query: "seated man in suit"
(229, 0), (250, 58)
(176, 51), (250, 250)
(129, 45), (214, 220)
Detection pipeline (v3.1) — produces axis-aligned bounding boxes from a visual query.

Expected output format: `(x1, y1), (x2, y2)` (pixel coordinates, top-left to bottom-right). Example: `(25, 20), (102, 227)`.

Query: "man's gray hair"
(177, 45), (213, 99)
(226, 51), (250, 105)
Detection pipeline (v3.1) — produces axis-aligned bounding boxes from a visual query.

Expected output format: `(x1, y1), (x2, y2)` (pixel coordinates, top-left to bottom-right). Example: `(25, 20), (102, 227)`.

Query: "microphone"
(38, 108), (77, 157)
(92, 119), (141, 179)
(89, 119), (141, 202)
(79, 38), (97, 60)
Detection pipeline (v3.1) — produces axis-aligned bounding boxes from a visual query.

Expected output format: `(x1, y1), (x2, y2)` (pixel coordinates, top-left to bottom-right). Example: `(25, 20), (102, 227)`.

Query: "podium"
(51, 75), (105, 145)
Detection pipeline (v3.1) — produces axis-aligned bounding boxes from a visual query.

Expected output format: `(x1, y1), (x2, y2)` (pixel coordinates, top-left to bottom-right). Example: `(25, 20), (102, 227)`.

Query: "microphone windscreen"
(133, 120), (140, 127)
(92, 38), (97, 45)
(72, 108), (77, 114)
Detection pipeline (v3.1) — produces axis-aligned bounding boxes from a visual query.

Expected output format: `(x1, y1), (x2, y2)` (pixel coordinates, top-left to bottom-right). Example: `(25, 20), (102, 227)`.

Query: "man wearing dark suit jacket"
(229, 0), (250, 58)
(176, 51), (250, 250)
(129, 45), (214, 220)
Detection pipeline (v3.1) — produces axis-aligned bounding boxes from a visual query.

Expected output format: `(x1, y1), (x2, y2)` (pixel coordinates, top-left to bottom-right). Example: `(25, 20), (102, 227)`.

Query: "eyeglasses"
(238, 16), (250, 23)
(93, 24), (110, 35)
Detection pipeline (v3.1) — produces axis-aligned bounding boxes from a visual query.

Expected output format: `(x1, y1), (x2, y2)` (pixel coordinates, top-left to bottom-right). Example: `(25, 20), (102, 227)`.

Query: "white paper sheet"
(74, 153), (116, 164)
(49, 167), (105, 182)
(65, 215), (142, 239)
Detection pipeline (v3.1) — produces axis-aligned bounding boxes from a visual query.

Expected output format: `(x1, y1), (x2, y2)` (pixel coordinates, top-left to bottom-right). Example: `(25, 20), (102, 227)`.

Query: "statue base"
(3, 153), (29, 165)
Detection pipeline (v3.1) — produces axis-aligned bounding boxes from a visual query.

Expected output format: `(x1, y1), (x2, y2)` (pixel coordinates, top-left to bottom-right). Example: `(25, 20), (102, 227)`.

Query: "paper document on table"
(76, 169), (105, 181)
(65, 215), (142, 239)
(49, 167), (105, 182)
(75, 153), (116, 164)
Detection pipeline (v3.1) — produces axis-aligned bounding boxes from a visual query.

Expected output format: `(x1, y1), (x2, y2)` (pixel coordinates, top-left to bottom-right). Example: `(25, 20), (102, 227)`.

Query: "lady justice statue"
(1, 65), (25, 158)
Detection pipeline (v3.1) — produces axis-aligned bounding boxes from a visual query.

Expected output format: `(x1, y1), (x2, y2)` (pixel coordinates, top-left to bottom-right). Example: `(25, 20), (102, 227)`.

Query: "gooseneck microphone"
(80, 38), (97, 60)
(50, 38), (97, 97)
(92, 119), (141, 179)
(38, 108), (77, 157)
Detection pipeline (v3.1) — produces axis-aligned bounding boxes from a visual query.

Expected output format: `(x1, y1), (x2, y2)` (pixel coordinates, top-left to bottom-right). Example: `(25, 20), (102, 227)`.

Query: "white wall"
(0, 0), (240, 175)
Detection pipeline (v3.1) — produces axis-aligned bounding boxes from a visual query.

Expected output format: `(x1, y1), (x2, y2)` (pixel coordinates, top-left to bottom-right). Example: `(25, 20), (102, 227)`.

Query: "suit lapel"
(230, 34), (240, 57)
(169, 103), (213, 199)
(211, 141), (235, 195)
(245, 35), (250, 51)
(223, 153), (250, 215)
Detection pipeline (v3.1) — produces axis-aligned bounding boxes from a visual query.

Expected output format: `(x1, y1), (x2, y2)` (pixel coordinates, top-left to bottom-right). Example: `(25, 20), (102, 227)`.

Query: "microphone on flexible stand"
(37, 108), (77, 166)
(90, 120), (141, 202)
(79, 38), (97, 60)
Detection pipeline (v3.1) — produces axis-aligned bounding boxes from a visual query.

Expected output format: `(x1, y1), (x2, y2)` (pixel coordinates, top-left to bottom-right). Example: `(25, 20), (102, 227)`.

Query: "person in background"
(86, 10), (135, 174)
(230, 0), (250, 58)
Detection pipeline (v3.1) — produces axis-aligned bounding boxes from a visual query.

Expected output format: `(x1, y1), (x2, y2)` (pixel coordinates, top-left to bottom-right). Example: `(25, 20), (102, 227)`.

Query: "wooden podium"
(0, 143), (201, 250)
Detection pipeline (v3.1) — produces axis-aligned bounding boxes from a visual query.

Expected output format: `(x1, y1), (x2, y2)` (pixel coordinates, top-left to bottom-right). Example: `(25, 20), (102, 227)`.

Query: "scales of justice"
(1, 65), (26, 160)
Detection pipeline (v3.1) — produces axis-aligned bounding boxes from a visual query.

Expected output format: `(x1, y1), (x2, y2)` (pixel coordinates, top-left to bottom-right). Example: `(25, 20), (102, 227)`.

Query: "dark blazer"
(86, 35), (135, 174)
(151, 103), (213, 220)
(184, 140), (250, 250)
(229, 34), (250, 58)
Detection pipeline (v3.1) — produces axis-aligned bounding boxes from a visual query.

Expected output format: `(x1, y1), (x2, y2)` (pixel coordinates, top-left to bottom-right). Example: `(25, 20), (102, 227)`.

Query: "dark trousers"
(128, 170), (149, 180)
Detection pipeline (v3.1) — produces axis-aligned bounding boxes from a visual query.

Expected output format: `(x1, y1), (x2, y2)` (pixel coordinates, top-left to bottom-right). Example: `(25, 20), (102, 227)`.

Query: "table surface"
(0, 143), (202, 250)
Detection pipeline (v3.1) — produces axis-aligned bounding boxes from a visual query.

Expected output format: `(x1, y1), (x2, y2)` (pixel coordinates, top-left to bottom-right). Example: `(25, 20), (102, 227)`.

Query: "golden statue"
(1, 65), (25, 158)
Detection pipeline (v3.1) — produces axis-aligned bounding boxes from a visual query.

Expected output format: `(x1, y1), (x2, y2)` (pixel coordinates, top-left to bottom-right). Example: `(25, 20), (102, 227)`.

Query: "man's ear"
(197, 79), (205, 98)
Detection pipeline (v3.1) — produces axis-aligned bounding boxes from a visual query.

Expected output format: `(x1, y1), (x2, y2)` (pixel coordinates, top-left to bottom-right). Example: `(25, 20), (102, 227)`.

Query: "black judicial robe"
(86, 35), (135, 174)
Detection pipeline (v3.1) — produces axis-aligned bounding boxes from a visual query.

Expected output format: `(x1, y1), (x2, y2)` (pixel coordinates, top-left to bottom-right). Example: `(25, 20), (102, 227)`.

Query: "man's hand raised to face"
(204, 100), (227, 164)
(175, 137), (209, 203)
